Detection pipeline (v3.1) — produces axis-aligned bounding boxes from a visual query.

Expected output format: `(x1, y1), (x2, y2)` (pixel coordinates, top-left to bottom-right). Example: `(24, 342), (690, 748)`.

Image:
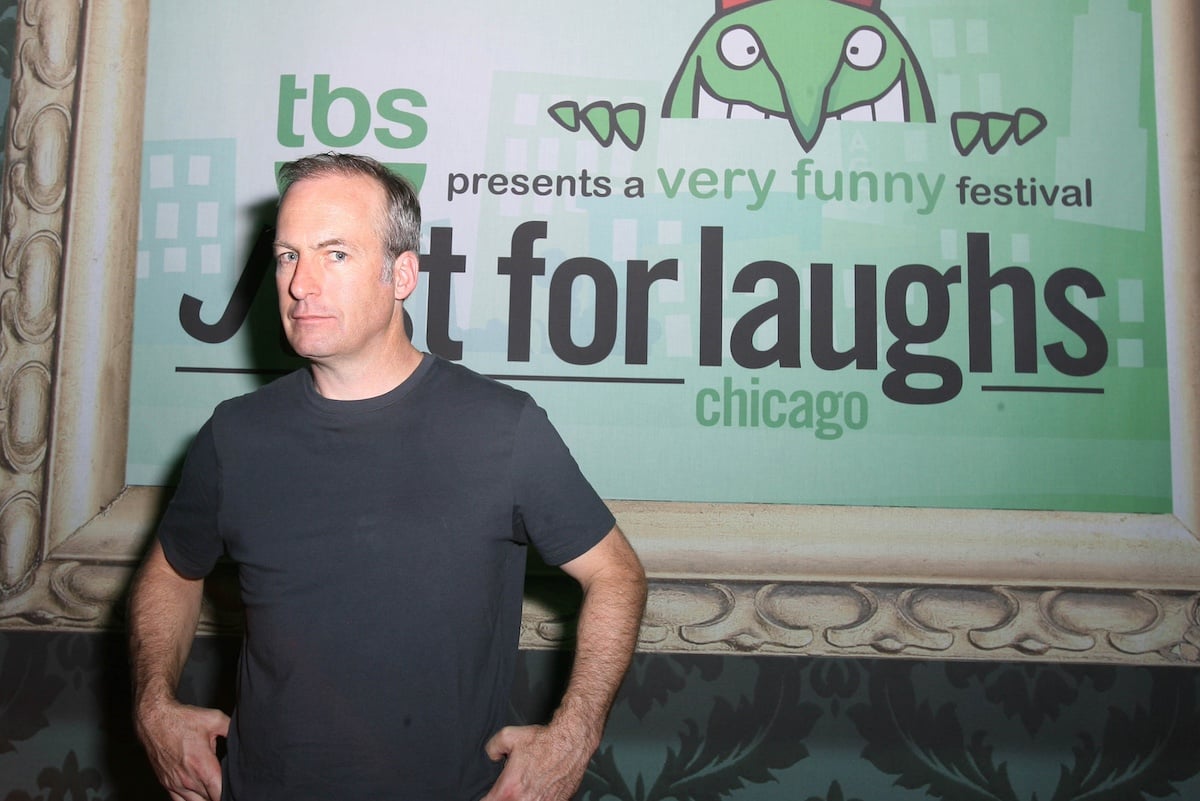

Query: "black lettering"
(729, 260), (801, 369)
(625, 259), (678, 364)
(966, 232), (1038, 373)
(811, 263), (878, 370)
(419, 227), (465, 360)
(548, 257), (618, 365)
(1043, 268), (1107, 376)
(699, 227), (724, 366)
(497, 220), (547, 362)
(179, 226), (272, 344)
(882, 264), (963, 404)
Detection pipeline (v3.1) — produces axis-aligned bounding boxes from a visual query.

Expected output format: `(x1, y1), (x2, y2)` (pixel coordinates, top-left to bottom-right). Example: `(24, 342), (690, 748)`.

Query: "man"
(129, 152), (647, 801)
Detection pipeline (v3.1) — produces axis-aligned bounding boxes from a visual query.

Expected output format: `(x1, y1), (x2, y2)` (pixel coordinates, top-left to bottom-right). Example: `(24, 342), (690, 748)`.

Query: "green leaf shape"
(548, 100), (581, 132)
(983, 113), (1015, 154)
(951, 112), (984, 156)
(1013, 107), (1048, 145)
(581, 102), (616, 147)
(849, 662), (1020, 801)
(613, 104), (646, 151)
(580, 744), (636, 801)
(1049, 670), (1200, 801)
(637, 659), (822, 801)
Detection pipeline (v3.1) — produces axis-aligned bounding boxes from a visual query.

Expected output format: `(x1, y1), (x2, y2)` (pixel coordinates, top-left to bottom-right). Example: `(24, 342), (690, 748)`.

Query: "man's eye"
(331, 251), (347, 261)
(276, 252), (297, 265)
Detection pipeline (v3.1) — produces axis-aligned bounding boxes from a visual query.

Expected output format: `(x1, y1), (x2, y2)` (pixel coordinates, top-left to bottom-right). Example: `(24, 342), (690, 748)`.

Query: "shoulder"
(420, 357), (533, 414)
(210, 368), (308, 428)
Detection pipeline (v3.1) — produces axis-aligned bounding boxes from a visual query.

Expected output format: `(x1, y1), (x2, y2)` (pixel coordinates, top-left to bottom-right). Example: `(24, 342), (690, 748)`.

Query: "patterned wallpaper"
(2, 632), (1198, 800)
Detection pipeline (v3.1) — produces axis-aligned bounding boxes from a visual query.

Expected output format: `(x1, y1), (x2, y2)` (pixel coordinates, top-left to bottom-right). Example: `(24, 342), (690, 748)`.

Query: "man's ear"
(392, 250), (420, 301)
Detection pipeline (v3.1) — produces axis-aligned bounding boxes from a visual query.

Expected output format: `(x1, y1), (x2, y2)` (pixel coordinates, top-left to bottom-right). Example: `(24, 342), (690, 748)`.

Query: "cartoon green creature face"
(663, 0), (935, 150)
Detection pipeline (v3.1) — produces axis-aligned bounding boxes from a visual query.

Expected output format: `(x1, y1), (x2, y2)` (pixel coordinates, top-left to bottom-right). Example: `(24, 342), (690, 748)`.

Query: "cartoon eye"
(719, 25), (763, 70)
(844, 27), (884, 69)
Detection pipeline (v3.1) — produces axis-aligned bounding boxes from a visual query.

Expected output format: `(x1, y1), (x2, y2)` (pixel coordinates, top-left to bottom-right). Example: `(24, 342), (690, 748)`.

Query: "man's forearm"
(128, 542), (205, 712)
(552, 530), (647, 746)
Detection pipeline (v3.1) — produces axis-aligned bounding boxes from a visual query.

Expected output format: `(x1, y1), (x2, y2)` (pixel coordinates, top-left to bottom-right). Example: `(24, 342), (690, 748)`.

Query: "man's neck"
(309, 342), (425, 400)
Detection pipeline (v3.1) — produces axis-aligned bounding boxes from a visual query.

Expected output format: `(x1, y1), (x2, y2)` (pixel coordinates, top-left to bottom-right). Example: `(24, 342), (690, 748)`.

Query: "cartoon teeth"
(548, 100), (646, 151)
(951, 108), (1049, 156)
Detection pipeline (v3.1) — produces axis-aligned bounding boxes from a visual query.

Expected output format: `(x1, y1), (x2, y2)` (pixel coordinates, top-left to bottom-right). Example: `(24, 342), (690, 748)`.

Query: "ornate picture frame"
(1, 0), (1196, 665)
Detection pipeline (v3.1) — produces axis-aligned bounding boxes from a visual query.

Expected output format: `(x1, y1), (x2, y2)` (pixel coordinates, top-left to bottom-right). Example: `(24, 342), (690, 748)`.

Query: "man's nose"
(288, 256), (320, 300)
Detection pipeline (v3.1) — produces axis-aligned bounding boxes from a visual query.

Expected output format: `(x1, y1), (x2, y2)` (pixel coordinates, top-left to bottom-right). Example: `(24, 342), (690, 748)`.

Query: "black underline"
(981, 385), (1104, 394)
(175, 366), (292, 375)
(488, 374), (685, 385)
(174, 366), (684, 385)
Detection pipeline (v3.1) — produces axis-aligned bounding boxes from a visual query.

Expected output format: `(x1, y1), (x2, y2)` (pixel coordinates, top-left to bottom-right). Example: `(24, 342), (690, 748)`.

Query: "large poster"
(129, 0), (1170, 513)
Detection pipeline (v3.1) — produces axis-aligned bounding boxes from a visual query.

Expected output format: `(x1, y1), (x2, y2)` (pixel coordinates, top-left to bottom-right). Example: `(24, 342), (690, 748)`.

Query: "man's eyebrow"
(271, 238), (352, 251)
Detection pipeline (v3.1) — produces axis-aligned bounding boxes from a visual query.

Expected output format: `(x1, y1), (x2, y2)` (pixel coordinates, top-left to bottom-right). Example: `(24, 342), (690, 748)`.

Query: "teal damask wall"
(2, 631), (1198, 800)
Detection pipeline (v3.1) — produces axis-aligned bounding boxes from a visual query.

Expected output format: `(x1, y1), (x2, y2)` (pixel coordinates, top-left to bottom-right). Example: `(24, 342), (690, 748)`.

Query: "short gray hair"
(278, 152), (421, 276)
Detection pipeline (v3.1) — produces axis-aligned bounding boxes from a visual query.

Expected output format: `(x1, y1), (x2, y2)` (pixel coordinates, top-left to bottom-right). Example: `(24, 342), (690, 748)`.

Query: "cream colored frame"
(1, 0), (1197, 665)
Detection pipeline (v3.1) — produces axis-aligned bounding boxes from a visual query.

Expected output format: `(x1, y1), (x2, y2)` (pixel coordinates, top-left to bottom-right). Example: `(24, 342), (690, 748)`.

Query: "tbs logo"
(276, 74), (428, 151)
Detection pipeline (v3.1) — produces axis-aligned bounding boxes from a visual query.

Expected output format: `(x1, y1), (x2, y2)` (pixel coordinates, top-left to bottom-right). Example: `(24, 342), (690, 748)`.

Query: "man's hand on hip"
(135, 699), (230, 801)
(482, 722), (596, 801)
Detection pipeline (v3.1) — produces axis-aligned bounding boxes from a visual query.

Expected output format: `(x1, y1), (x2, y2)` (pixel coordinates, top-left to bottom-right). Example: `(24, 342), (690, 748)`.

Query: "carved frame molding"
(0, 1), (1197, 666)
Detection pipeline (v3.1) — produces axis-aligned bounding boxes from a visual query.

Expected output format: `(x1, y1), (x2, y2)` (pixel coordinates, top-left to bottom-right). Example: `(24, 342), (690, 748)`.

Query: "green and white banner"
(130, 0), (1170, 513)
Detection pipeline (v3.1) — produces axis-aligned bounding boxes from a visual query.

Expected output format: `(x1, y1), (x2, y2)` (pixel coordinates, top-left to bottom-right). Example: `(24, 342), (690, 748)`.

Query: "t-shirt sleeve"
(510, 399), (615, 566)
(157, 418), (224, 579)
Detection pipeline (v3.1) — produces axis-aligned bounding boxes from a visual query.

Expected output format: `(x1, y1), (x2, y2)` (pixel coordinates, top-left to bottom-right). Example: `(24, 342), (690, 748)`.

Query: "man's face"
(273, 173), (404, 366)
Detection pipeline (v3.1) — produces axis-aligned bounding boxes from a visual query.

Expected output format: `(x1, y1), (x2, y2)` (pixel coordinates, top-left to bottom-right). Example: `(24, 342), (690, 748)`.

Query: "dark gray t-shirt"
(158, 355), (614, 800)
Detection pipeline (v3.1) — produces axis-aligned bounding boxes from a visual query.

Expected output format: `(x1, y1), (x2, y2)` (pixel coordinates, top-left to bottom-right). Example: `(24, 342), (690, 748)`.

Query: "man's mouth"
(289, 309), (333, 323)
